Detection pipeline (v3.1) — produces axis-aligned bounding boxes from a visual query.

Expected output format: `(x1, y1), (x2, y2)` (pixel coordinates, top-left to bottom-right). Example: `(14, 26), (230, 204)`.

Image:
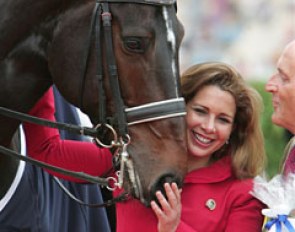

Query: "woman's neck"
(187, 154), (212, 172)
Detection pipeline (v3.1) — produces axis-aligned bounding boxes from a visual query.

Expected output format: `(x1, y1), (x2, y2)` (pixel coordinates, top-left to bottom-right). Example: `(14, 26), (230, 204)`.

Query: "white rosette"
(251, 174), (295, 232)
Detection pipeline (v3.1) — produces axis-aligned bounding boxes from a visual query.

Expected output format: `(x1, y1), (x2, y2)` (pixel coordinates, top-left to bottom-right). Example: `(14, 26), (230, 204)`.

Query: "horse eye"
(123, 37), (145, 53)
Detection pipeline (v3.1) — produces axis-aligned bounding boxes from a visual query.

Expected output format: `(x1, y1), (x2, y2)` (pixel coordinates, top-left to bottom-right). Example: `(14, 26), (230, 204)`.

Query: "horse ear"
(174, 3), (177, 12)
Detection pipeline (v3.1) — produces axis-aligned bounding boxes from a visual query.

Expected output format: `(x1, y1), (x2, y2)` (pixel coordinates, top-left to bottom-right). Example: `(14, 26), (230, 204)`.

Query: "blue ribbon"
(265, 215), (295, 232)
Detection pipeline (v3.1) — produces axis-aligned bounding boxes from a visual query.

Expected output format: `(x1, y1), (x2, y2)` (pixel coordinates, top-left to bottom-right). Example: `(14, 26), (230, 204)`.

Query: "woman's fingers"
(151, 200), (164, 218)
(151, 183), (182, 232)
(152, 183), (181, 213)
(167, 183), (182, 208)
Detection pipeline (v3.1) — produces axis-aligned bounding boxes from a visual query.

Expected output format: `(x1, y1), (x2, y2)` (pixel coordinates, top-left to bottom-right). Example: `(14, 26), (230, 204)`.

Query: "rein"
(0, 109), (128, 207)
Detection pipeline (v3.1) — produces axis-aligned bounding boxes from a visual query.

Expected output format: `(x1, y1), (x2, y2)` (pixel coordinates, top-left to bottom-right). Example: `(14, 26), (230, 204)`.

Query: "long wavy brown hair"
(181, 62), (266, 179)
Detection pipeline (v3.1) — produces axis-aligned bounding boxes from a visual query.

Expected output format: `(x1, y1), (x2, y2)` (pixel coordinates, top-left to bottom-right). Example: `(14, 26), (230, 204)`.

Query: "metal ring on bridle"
(106, 176), (119, 191)
(94, 123), (118, 148)
(111, 134), (131, 149)
(120, 134), (131, 146)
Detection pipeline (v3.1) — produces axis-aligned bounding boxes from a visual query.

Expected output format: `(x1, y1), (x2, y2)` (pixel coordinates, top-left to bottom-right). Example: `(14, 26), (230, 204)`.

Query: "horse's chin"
(125, 165), (184, 207)
(124, 159), (146, 205)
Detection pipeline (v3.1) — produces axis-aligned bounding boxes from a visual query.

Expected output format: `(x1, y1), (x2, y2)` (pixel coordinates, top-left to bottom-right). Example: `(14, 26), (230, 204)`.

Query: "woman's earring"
(225, 140), (229, 145)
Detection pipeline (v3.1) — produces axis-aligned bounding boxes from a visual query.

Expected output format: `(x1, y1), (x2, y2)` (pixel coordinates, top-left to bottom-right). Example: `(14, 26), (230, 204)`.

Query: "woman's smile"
(192, 130), (214, 146)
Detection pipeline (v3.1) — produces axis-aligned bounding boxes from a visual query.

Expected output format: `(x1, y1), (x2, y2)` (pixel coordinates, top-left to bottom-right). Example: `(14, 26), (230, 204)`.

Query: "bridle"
(79, 0), (183, 143)
(0, 0), (185, 207)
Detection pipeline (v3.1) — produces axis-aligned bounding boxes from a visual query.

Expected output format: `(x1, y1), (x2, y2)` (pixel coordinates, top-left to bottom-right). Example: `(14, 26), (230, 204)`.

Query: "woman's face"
(186, 85), (236, 170)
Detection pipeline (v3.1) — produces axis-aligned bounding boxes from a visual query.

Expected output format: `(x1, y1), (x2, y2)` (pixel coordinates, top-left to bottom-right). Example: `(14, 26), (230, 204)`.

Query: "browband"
(96, 0), (176, 6)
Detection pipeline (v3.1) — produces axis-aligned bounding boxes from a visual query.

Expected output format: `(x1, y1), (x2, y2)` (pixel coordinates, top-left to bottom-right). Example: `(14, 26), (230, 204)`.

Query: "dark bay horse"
(0, 0), (187, 221)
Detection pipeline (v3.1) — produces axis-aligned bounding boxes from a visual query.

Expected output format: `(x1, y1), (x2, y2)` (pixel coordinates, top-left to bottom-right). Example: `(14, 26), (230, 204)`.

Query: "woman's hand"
(151, 182), (182, 232)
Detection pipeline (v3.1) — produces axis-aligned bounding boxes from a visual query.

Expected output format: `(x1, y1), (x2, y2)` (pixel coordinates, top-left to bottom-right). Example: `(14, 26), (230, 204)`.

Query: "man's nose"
(265, 75), (278, 93)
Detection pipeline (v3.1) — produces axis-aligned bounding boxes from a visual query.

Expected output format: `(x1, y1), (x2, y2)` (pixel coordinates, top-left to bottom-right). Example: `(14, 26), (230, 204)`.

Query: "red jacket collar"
(184, 155), (233, 184)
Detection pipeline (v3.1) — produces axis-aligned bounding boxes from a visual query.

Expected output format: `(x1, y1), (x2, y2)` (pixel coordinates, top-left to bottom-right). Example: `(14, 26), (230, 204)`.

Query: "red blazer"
(177, 156), (264, 232)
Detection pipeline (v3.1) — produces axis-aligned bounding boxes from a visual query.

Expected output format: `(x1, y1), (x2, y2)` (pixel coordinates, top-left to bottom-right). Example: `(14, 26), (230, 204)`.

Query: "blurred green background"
(251, 81), (290, 178)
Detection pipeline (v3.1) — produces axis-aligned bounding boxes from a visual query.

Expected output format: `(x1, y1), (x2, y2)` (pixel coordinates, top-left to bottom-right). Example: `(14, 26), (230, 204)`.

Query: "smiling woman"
(167, 61), (268, 232)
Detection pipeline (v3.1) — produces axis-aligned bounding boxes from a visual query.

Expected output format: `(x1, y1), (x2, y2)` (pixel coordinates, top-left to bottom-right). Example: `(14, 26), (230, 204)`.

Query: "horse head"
(0, 0), (187, 206)
(49, 1), (187, 205)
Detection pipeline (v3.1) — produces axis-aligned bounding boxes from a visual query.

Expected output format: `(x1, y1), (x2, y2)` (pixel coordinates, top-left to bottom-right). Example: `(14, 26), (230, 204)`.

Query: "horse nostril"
(149, 173), (182, 207)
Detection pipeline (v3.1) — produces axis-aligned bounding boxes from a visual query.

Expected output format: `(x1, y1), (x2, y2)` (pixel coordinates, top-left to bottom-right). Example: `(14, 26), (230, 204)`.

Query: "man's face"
(265, 41), (295, 133)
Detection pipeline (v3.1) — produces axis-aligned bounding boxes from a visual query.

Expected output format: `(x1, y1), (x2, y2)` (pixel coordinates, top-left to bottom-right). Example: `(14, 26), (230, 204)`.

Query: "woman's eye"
(194, 108), (206, 114)
(123, 37), (146, 53)
(219, 117), (231, 124)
